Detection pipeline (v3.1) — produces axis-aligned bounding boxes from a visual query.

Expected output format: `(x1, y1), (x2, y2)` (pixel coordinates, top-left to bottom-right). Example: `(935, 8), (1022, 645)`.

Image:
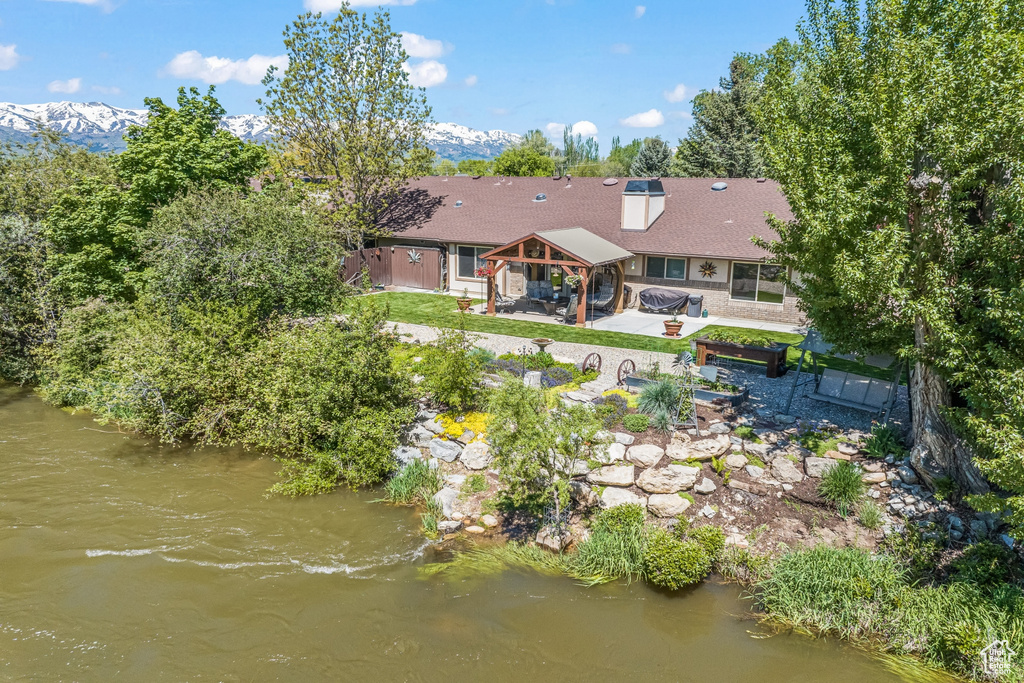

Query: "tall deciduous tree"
(260, 5), (433, 248)
(758, 0), (1024, 513)
(629, 137), (671, 177)
(515, 129), (557, 157)
(674, 54), (767, 178)
(606, 136), (643, 177)
(492, 146), (555, 177)
(560, 124), (600, 175)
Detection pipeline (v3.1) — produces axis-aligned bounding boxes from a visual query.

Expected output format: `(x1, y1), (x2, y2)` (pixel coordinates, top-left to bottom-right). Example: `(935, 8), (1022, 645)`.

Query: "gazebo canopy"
(479, 227), (634, 267)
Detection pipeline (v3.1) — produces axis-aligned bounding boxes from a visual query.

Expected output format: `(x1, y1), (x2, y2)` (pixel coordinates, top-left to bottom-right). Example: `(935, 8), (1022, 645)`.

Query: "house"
(377, 175), (803, 325)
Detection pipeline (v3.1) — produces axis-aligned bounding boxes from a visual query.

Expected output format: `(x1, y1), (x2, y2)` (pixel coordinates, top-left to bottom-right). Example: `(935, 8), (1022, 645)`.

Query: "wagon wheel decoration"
(582, 353), (602, 374)
(617, 359), (636, 385)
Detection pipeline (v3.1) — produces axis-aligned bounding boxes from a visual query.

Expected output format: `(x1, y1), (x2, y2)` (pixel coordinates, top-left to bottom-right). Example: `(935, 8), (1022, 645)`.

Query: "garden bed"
(693, 335), (790, 379)
(622, 374), (749, 407)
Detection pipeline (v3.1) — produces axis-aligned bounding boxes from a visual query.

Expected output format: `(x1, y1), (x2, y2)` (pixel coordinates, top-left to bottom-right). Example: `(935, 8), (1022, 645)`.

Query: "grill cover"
(639, 287), (690, 312)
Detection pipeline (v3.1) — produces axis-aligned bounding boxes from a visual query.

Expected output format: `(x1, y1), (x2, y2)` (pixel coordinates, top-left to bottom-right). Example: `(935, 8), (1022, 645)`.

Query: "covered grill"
(639, 287), (690, 313)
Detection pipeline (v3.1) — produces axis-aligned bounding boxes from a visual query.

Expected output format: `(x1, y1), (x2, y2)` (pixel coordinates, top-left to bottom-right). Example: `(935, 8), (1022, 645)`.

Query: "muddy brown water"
(0, 384), (911, 681)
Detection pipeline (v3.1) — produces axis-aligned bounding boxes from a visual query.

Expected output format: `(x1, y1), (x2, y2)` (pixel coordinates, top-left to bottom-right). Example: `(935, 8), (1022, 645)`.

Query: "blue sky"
(0, 0), (806, 146)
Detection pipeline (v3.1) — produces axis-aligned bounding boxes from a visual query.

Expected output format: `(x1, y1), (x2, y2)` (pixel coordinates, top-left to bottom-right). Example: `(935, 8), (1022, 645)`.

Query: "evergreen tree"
(673, 54), (766, 178)
(629, 137), (671, 177)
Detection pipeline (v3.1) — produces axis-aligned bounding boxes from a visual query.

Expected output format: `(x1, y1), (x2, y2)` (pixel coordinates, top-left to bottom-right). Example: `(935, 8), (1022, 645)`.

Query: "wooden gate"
(342, 248), (391, 287)
(390, 246), (443, 290)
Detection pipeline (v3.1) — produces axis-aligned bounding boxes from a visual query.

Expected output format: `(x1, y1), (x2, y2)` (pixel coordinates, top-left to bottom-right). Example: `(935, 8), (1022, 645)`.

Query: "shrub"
(567, 504), (647, 584)
(622, 413), (650, 433)
(541, 366), (573, 388)
(637, 379), (679, 416)
(462, 473), (488, 495)
(643, 527), (713, 590)
(688, 524), (726, 561)
(593, 393), (628, 428)
(864, 423), (906, 459)
(817, 460), (865, 516)
(421, 321), (484, 411)
(384, 459), (442, 505)
(733, 425), (757, 441)
(603, 388), (640, 409)
(949, 541), (1020, 590)
(468, 346), (496, 364)
(651, 408), (674, 433)
(857, 500), (883, 530)
(879, 525), (944, 583)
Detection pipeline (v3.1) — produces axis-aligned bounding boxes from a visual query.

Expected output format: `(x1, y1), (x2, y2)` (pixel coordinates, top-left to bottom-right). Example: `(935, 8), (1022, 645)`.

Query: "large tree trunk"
(909, 316), (989, 495)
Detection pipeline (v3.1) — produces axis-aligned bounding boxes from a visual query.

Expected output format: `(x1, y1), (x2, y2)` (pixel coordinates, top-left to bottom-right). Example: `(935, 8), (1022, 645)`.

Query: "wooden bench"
(694, 337), (790, 379)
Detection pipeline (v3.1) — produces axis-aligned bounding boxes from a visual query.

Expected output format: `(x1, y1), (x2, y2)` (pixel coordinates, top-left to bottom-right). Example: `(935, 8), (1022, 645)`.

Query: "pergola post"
(486, 259), (497, 317)
(576, 268), (589, 328)
(613, 261), (626, 313)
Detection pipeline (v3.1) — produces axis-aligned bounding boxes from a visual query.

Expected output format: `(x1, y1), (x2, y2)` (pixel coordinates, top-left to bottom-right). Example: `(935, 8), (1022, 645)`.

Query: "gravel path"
(391, 321), (909, 434)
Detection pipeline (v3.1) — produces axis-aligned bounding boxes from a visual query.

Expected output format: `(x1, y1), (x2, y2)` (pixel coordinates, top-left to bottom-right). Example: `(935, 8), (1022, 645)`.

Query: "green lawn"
(367, 292), (897, 381)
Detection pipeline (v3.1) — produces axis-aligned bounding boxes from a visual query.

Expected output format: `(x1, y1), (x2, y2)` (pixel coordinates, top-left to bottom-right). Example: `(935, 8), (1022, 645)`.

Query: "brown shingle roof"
(380, 176), (792, 261)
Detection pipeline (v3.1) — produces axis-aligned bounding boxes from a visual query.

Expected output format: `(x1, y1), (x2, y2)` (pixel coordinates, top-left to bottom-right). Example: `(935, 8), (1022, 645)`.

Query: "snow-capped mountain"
(0, 101), (521, 160)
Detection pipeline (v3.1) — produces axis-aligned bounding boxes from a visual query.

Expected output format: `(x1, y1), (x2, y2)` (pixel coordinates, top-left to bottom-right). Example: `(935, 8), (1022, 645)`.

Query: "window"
(730, 262), (787, 303)
(456, 246), (489, 279)
(645, 256), (687, 280)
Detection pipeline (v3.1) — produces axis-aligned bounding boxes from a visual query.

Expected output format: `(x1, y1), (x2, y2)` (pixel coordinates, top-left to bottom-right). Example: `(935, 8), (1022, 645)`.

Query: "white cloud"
(663, 83), (687, 103)
(40, 0), (115, 11)
(619, 108), (665, 128)
(490, 107), (510, 116)
(305, 0), (417, 9)
(400, 32), (446, 59)
(546, 120), (598, 140)
(611, 43), (631, 55)
(164, 51), (288, 85)
(464, 74), (478, 87)
(402, 60), (447, 88)
(634, 5), (646, 18)
(48, 78), (82, 94)
(92, 85), (122, 95)
(0, 44), (20, 71)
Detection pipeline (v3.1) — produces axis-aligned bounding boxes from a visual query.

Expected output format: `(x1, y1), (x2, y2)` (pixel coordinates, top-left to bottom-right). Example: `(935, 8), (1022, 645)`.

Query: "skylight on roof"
(533, 193), (547, 202)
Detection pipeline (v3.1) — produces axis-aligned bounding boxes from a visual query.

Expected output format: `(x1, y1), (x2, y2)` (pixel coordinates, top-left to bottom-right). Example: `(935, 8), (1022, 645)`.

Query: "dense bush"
(643, 527), (713, 590)
(384, 459), (442, 505)
(622, 413), (650, 433)
(687, 524), (726, 561)
(0, 217), (49, 383)
(421, 320), (484, 411)
(864, 423), (906, 459)
(817, 460), (865, 516)
(593, 393), (628, 428)
(949, 541), (1020, 590)
(637, 379), (679, 416)
(567, 504), (648, 584)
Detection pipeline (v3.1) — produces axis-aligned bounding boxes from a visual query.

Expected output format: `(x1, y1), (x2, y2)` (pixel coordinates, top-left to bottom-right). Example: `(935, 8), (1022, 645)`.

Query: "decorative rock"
(423, 418), (446, 435)
(614, 432), (636, 445)
(774, 414), (797, 425)
(460, 442), (493, 470)
(837, 442), (860, 456)
(570, 481), (600, 508)
(465, 525), (486, 534)
(456, 430), (476, 446)
(429, 439), (463, 463)
(417, 409), (438, 422)
(725, 533), (749, 548)
(406, 425), (434, 447)
(699, 504), (717, 518)
(587, 465), (635, 487)
(725, 453), (748, 470)
(600, 487), (648, 510)
(970, 520), (988, 539)
(595, 442), (627, 464)
(393, 446), (422, 467)
(679, 434), (731, 460)
(709, 422), (732, 434)
(648, 493), (692, 517)
(804, 457), (839, 478)
(480, 514), (499, 528)
(771, 458), (804, 484)
(523, 371), (543, 388)
(823, 449), (852, 461)
(744, 464), (765, 479)
(728, 479), (768, 496)
(444, 474), (467, 487)
(897, 465), (919, 485)
(862, 472), (887, 484)
(627, 444), (665, 468)
(536, 525), (571, 552)
(437, 520), (462, 534)
(694, 478), (717, 495)
(1000, 534), (1016, 549)
(433, 488), (459, 518)
(743, 442), (773, 460)
(636, 465), (700, 494)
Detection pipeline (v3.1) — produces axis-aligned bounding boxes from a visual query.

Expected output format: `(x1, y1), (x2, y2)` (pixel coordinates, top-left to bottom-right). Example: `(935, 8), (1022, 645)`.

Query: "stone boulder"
(897, 464), (919, 485)
(708, 422), (732, 434)
(460, 442), (492, 470)
(595, 442), (627, 464)
(614, 432), (636, 445)
(423, 418), (445, 435)
(636, 465), (700, 494)
(837, 442), (860, 456)
(627, 444), (665, 468)
(862, 472), (887, 484)
(600, 487), (648, 510)
(406, 425), (434, 448)
(648, 493), (693, 518)
(683, 434), (731, 460)
(480, 514), (499, 528)
(587, 465), (635, 487)
(433, 488), (459, 518)
(536, 525), (571, 552)
(694, 478), (717, 495)
(393, 446), (422, 467)
(804, 457), (839, 478)
(742, 441), (773, 460)
(429, 439), (463, 463)
(745, 464), (765, 479)
(725, 453), (748, 470)
(570, 481), (600, 508)
(437, 520), (462, 534)
(771, 458), (804, 484)
(465, 525), (486, 534)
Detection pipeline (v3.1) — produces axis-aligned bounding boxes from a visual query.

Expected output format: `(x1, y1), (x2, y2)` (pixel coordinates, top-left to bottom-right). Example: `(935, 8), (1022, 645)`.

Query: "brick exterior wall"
(625, 275), (807, 325)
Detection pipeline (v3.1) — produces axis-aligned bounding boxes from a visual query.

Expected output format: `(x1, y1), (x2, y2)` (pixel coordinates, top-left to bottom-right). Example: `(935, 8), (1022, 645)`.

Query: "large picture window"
(456, 245), (489, 279)
(730, 262), (787, 303)
(645, 256), (687, 280)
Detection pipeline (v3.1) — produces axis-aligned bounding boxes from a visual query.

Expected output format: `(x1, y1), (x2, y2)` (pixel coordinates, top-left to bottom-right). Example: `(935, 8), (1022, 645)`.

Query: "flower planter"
(622, 374), (749, 407)
(663, 320), (684, 338)
(694, 337), (790, 379)
(456, 298), (473, 312)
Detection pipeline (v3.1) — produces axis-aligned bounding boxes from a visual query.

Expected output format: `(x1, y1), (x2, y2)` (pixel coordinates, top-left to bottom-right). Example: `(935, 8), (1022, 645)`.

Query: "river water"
(0, 384), (911, 681)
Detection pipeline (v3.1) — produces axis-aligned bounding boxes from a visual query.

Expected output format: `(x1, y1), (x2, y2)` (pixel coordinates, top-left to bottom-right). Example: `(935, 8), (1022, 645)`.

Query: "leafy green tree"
(561, 124), (600, 175)
(420, 318), (484, 410)
(433, 159), (457, 176)
(457, 159), (492, 176)
(141, 186), (346, 319)
(673, 54), (767, 178)
(758, 0), (1024, 510)
(629, 136), (671, 177)
(117, 87), (268, 224)
(492, 146), (556, 177)
(606, 136), (642, 177)
(260, 5), (432, 248)
(0, 217), (50, 382)
(514, 129), (557, 157)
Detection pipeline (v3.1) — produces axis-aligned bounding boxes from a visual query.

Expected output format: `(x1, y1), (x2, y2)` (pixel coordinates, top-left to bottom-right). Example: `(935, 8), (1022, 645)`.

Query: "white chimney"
(621, 179), (666, 231)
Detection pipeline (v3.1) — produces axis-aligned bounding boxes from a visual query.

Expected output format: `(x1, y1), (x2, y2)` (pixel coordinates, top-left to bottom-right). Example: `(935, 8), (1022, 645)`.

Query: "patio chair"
(494, 288), (517, 314)
(555, 294), (579, 325)
(526, 280), (555, 310)
(587, 283), (616, 312)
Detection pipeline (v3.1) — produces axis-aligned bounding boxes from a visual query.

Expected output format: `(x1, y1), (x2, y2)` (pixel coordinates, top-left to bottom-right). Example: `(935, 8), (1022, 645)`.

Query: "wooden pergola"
(478, 228), (634, 328)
